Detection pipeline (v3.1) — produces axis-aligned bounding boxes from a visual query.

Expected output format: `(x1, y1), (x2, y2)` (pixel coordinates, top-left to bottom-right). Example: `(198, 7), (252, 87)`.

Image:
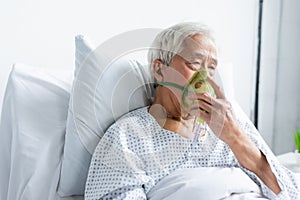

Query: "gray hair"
(148, 22), (215, 69)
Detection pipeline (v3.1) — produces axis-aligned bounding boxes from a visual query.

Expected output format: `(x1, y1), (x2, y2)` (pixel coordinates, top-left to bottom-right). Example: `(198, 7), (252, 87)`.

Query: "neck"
(151, 86), (182, 119)
(149, 87), (195, 139)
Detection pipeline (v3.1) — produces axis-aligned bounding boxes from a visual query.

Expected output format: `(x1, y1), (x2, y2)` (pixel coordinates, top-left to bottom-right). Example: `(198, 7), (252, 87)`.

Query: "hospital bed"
(0, 35), (299, 200)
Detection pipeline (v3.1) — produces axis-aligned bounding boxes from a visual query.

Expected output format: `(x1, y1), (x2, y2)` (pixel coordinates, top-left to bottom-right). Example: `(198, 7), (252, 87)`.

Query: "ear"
(152, 59), (165, 82)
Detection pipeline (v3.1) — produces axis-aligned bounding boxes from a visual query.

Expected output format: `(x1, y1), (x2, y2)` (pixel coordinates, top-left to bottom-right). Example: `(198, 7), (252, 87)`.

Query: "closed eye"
(208, 65), (216, 75)
(186, 62), (201, 71)
(208, 64), (216, 70)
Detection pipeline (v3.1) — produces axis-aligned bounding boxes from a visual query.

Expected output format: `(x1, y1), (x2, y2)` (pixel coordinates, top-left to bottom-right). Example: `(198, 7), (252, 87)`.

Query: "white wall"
(0, 0), (258, 120)
(259, 0), (300, 154)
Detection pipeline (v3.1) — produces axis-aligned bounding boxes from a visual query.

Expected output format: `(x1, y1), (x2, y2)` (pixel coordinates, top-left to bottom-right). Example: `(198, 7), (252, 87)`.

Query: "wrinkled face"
(159, 34), (218, 90)
(171, 34), (218, 81)
(153, 34), (218, 117)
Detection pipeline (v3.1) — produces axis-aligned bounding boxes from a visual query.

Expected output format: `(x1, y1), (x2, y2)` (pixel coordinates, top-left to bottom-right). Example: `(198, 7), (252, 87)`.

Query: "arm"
(85, 163), (147, 200)
(85, 122), (152, 200)
(189, 76), (299, 199)
(85, 166), (147, 200)
(194, 93), (281, 194)
(227, 127), (281, 194)
(229, 102), (300, 199)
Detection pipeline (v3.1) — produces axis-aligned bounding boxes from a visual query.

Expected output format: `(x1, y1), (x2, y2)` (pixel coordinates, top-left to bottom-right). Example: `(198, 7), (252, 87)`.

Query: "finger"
(188, 92), (215, 106)
(190, 108), (210, 123)
(189, 100), (212, 113)
(206, 76), (226, 99)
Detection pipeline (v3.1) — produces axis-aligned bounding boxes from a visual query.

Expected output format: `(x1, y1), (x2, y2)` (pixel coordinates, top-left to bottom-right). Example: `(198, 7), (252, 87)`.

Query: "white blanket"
(147, 167), (267, 200)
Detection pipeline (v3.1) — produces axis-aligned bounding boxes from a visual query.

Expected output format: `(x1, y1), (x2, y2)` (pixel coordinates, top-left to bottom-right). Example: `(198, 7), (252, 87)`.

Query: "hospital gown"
(85, 104), (299, 200)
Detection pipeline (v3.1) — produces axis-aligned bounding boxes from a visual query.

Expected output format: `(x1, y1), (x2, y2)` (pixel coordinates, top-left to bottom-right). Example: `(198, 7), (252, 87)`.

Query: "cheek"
(169, 59), (194, 84)
(169, 68), (192, 85)
(182, 71), (194, 82)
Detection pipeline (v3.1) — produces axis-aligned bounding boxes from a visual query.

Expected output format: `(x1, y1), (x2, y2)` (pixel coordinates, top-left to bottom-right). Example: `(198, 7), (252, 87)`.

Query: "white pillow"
(58, 35), (236, 196)
(0, 63), (73, 200)
(58, 35), (94, 196)
(74, 35), (94, 77)
(58, 35), (153, 196)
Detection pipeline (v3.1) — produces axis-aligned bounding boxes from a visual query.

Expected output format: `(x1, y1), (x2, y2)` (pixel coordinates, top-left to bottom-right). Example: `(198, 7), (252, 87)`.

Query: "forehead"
(178, 34), (217, 60)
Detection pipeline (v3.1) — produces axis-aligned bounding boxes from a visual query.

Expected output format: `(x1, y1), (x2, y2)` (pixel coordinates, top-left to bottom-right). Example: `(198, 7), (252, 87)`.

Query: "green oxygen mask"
(181, 69), (216, 123)
(155, 69), (215, 141)
(155, 69), (215, 124)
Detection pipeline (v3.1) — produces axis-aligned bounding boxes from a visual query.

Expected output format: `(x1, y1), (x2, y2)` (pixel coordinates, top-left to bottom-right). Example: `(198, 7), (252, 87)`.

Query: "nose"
(200, 62), (209, 71)
(199, 62), (214, 77)
(199, 58), (210, 70)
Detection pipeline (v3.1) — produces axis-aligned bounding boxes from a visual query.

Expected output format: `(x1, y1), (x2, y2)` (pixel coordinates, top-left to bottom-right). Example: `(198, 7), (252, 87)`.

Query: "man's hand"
(188, 75), (240, 144)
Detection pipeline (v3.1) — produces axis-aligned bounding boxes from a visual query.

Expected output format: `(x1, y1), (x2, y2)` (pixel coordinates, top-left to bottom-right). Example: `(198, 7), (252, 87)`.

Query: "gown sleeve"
(232, 101), (300, 200)
(84, 119), (155, 200)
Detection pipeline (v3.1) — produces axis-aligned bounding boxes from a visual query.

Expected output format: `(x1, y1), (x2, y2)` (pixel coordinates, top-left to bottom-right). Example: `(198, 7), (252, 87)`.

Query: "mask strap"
(154, 82), (185, 91)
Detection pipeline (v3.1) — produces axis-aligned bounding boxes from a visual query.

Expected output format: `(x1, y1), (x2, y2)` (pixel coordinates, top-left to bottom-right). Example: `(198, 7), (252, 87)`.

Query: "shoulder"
(109, 106), (155, 136)
(100, 106), (157, 149)
(117, 106), (153, 130)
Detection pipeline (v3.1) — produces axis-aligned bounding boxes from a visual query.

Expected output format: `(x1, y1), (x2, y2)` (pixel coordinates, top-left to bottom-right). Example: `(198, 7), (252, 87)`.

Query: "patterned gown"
(85, 103), (299, 200)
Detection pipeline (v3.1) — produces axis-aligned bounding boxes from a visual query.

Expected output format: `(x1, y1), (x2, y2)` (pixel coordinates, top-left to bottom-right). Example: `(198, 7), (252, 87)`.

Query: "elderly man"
(85, 22), (299, 199)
